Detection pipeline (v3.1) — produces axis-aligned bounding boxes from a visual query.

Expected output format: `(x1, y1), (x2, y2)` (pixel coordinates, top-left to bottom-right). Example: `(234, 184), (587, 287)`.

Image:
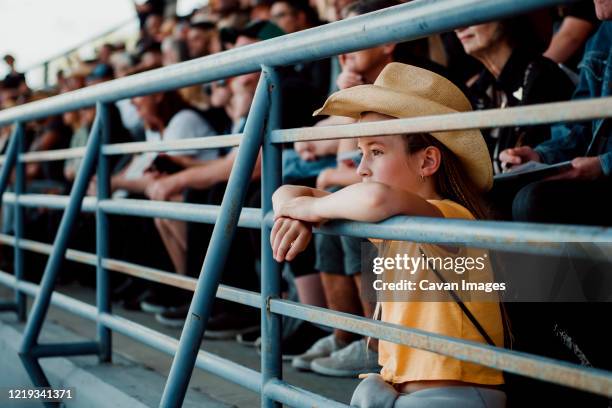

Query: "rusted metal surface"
(270, 299), (612, 398)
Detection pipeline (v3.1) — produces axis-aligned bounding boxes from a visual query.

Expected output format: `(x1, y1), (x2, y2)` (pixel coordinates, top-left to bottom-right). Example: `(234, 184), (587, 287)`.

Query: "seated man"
(499, 11), (611, 227)
(497, 4), (611, 407)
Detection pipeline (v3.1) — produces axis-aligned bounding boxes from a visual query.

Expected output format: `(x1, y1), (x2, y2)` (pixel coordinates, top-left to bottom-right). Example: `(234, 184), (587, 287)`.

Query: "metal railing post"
(159, 69), (272, 408)
(14, 123), (26, 321)
(0, 124), (21, 206)
(0, 123), (22, 314)
(96, 103), (112, 362)
(260, 66), (283, 408)
(43, 62), (49, 89)
(19, 108), (103, 353)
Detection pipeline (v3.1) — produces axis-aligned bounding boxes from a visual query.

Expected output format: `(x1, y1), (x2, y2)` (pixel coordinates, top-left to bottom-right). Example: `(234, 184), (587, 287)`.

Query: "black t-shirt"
(40, 116), (72, 182)
(468, 48), (575, 171)
(277, 65), (328, 129)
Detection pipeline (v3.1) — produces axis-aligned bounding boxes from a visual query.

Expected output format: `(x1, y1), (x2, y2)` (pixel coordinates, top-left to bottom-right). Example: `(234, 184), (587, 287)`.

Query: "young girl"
(271, 63), (506, 407)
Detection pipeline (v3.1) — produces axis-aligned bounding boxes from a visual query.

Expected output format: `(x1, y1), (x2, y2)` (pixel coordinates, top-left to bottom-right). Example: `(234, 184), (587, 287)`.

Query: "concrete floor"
(0, 280), (359, 407)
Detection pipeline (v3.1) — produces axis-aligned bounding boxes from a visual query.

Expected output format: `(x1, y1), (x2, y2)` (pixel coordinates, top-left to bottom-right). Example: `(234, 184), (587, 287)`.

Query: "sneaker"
(204, 312), (259, 340)
(255, 323), (330, 362)
(291, 334), (344, 371)
(112, 278), (144, 302)
(155, 304), (189, 328)
(140, 292), (180, 314)
(236, 329), (261, 347)
(120, 290), (150, 311)
(311, 339), (380, 377)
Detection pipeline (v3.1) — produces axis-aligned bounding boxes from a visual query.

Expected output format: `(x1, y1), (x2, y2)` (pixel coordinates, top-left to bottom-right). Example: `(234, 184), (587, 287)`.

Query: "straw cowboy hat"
(314, 62), (493, 191)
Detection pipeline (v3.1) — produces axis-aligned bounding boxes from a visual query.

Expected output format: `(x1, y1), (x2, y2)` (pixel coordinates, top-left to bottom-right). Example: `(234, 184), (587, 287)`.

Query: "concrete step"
(0, 282), (358, 407)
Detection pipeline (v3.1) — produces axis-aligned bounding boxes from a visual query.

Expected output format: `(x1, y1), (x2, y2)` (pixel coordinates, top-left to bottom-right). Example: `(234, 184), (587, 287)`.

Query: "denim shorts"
(314, 234), (367, 276)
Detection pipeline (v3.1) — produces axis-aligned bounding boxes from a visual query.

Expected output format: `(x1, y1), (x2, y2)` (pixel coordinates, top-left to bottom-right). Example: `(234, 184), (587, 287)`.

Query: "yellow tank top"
(377, 199), (504, 385)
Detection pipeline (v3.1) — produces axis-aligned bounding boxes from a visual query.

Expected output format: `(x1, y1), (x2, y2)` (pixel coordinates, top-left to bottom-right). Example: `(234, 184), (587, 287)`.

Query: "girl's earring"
(420, 173), (425, 182)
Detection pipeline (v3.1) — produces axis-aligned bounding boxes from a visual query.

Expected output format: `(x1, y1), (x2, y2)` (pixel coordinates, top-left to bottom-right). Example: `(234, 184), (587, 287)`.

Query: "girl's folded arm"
(313, 182), (443, 222)
(272, 184), (330, 213)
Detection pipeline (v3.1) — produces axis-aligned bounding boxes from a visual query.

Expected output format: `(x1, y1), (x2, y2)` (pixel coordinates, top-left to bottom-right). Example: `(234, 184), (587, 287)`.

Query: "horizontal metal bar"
(216, 285), (261, 309)
(103, 258), (197, 291)
(2, 193), (97, 212)
(0, 234), (260, 308)
(1, 135), (243, 163)
(102, 134), (243, 156)
(99, 198), (262, 228)
(1, 194), (261, 228)
(263, 212), (612, 260)
(271, 97), (612, 143)
(0, 270), (98, 321)
(19, 147), (87, 163)
(270, 298), (612, 398)
(98, 312), (262, 393)
(0, 301), (18, 312)
(0, 0), (575, 125)
(101, 257), (261, 308)
(30, 341), (100, 358)
(0, 270), (262, 392)
(263, 379), (348, 408)
(0, 233), (97, 267)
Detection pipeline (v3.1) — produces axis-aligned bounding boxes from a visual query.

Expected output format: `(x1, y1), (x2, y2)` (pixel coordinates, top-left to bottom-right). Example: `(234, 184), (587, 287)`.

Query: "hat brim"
(314, 84), (493, 192)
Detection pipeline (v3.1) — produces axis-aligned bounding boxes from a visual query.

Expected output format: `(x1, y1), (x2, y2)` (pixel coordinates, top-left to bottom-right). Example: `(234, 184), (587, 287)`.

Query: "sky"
(0, 0), (205, 88)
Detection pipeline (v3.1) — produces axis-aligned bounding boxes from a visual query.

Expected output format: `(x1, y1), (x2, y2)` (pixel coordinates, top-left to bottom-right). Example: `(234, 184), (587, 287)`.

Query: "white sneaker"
(311, 339), (380, 377)
(291, 334), (344, 371)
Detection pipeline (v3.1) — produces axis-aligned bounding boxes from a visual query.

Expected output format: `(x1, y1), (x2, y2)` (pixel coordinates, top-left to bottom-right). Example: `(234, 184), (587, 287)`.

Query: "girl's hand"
(276, 196), (326, 223)
(270, 217), (312, 262)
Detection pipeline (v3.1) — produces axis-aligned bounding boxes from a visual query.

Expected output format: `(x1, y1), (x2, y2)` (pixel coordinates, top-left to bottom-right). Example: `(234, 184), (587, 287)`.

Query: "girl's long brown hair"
(402, 133), (490, 220)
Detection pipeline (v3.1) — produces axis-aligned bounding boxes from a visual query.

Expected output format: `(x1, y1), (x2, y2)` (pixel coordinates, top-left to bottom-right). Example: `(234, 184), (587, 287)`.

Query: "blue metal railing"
(0, 0), (611, 407)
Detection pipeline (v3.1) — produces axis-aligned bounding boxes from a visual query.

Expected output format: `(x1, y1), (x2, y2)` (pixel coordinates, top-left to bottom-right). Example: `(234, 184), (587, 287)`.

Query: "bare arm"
(276, 182), (442, 223)
(272, 184), (331, 212)
(544, 17), (595, 64)
(145, 148), (262, 201)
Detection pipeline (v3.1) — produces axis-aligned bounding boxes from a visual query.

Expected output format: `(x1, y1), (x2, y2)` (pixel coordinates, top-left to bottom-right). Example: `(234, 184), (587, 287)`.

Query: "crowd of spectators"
(0, 0), (610, 406)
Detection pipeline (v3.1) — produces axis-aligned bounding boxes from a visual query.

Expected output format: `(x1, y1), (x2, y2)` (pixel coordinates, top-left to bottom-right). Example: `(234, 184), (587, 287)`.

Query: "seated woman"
(455, 14), (575, 173)
(100, 89), (222, 311)
(271, 63), (506, 407)
(110, 89), (219, 196)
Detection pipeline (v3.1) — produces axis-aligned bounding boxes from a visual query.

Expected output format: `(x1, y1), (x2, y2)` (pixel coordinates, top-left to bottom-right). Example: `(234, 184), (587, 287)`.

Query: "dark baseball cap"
(220, 20), (285, 44)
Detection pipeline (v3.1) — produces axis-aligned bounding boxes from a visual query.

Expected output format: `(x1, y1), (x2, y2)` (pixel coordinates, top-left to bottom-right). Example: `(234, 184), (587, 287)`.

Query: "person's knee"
(512, 181), (550, 222)
(350, 375), (398, 408)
